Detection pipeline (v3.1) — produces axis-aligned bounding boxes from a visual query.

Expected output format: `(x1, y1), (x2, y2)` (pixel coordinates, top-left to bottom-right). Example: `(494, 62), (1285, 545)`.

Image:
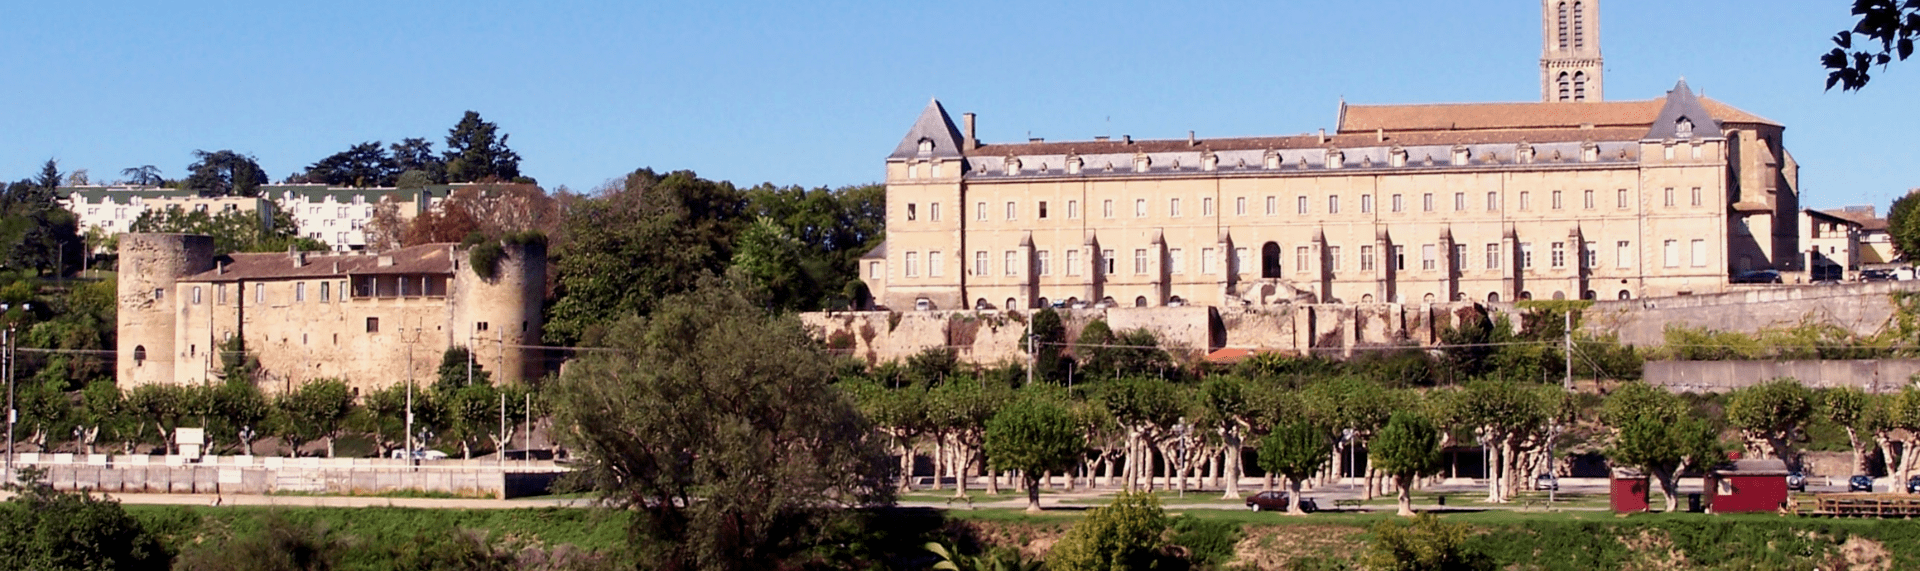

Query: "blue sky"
(0, 1), (1910, 210)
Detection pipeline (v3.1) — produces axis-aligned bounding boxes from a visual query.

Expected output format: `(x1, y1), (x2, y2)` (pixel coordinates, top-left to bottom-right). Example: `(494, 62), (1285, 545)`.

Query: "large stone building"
(63, 183), (507, 252)
(863, 0), (1798, 312)
(116, 233), (546, 394)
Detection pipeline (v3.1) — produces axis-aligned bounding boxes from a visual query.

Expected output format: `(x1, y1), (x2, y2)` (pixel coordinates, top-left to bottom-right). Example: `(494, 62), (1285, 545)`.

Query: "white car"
(390, 449), (450, 460)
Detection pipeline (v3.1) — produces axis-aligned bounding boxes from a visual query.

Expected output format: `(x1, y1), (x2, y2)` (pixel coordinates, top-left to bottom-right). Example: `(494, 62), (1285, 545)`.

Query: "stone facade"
(1541, 0), (1603, 102)
(116, 233), (547, 395)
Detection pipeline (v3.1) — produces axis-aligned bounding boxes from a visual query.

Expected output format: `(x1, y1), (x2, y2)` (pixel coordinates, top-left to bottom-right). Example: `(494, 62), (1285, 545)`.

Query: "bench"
(1332, 499), (1365, 510)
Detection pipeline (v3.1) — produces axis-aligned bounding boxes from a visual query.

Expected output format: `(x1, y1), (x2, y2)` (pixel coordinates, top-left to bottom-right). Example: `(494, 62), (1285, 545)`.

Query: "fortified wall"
(1581, 281), (1920, 346)
(803, 302), (1477, 365)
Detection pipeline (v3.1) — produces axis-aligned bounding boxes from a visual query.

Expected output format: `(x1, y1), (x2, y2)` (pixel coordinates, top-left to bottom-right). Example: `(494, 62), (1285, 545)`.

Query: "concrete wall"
(1584, 280), (1920, 346)
(1646, 359), (1920, 394)
(13, 454), (565, 499)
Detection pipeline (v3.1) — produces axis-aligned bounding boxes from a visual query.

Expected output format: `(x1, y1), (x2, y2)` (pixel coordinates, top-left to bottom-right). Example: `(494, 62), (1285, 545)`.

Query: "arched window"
(1557, 2), (1570, 50)
(976, 298), (989, 310)
(1675, 117), (1694, 139)
(1487, 292), (1501, 303)
(1006, 298), (1018, 311)
(1558, 73), (1572, 101)
(1261, 242), (1283, 278)
(133, 345), (147, 365)
(1361, 294), (1375, 303)
(1134, 296), (1149, 308)
(1573, 72), (1587, 101)
(1037, 297), (1049, 309)
(1618, 290), (1632, 300)
(1573, 2), (1585, 50)
(1519, 291), (1534, 300)
(1422, 293), (1436, 303)
(1552, 291), (1566, 300)
(1168, 296), (1185, 307)
(1583, 290), (1597, 300)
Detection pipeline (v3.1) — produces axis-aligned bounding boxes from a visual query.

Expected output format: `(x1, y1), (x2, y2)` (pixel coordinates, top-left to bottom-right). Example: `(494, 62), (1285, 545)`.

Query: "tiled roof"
(180, 243), (457, 282)
(1338, 95), (1778, 134)
(888, 99), (967, 160)
(965, 127), (1650, 158)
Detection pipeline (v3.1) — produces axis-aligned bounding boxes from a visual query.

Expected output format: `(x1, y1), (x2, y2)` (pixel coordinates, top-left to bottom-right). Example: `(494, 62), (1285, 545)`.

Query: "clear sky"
(0, 1), (1910, 210)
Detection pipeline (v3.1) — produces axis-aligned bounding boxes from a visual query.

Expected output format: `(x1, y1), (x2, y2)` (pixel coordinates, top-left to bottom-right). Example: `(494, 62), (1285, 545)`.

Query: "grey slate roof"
(1643, 79), (1724, 140)
(888, 99), (966, 160)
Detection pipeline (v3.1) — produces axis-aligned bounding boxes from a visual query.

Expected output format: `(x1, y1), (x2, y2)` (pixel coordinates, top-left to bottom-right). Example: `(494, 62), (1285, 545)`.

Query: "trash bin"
(1437, 495), (1446, 506)
(1687, 493), (1702, 513)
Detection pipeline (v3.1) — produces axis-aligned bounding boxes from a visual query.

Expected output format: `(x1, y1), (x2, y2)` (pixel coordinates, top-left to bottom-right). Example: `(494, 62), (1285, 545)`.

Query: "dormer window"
(1581, 143), (1600, 163)
(1201, 153), (1218, 171)
(1133, 155), (1150, 173)
(1390, 148), (1408, 167)
(1325, 150), (1343, 169)
(1067, 156), (1083, 175)
(918, 138), (935, 154)
(1006, 158), (1021, 176)
(1264, 151), (1281, 169)
(1517, 144), (1535, 164)
(1451, 146), (1470, 166)
(1675, 117), (1694, 139)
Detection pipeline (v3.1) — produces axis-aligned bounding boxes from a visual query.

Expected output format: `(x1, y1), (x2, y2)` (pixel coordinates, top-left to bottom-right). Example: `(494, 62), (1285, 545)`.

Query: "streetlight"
(2, 302), (23, 485)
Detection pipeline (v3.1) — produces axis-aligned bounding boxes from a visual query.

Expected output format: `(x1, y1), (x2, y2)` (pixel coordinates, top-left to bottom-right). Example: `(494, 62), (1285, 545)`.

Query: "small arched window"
(976, 298), (990, 310)
(1134, 296), (1149, 308)
(133, 345), (147, 365)
(1557, 2), (1570, 50)
(1573, 72), (1587, 101)
(917, 138), (934, 154)
(1487, 292), (1501, 303)
(1006, 298), (1018, 311)
(1675, 117), (1695, 139)
(1557, 72), (1572, 101)
(1573, 2), (1585, 50)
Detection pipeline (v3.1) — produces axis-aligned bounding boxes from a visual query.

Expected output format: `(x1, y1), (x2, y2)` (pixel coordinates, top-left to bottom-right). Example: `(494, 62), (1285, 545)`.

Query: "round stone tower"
(117, 233), (215, 388)
(455, 240), (548, 383)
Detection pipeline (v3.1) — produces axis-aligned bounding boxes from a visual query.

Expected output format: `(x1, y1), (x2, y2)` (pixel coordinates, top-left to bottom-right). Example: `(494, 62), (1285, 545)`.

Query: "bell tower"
(1541, 0), (1603, 102)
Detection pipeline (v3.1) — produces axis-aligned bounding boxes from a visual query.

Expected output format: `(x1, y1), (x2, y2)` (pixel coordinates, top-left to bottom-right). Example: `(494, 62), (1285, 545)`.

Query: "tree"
(434, 346), (489, 393)
(390, 138), (444, 184)
(1025, 308), (1068, 382)
(442, 111), (523, 183)
(729, 216), (820, 312)
(1725, 378), (1816, 471)
(1257, 420), (1332, 514)
(1823, 1), (1920, 91)
(120, 165), (163, 186)
(983, 394), (1085, 513)
(549, 279), (894, 570)
(302, 141), (398, 187)
(1196, 376), (1255, 500)
(546, 169), (745, 345)
(274, 379), (355, 457)
(1601, 382), (1726, 512)
(741, 183), (885, 311)
(129, 204), (322, 255)
(126, 385), (189, 454)
(1891, 190), (1920, 263)
(0, 469), (169, 571)
(1045, 491), (1170, 571)
(1824, 387), (1872, 474)
(1373, 411), (1445, 517)
(183, 149), (268, 197)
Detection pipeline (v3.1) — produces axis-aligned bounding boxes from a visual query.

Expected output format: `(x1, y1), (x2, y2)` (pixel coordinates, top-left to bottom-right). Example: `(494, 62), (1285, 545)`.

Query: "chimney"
(218, 261), (226, 275)
(332, 261), (339, 274)
(963, 113), (977, 150)
(378, 256), (394, 267)
(1377, 128), (1385, 142)
(1188, 131), (1196, 146)
(1318, 129), (1327, 144)
(292, 251), (306, 267)
(1122, 135), (1132, 144)
(1029, 137), (1044, 143)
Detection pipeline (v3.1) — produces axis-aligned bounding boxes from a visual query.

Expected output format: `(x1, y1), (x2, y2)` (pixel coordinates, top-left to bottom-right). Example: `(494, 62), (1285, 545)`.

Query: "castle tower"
(453, 240), (548, 384)
(1541, 0), (1603, 102)
(117, 234), (215, 388)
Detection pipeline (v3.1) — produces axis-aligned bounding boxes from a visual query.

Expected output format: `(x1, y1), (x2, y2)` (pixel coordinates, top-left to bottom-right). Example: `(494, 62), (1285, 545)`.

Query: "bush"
(1169, 515), (1241, 568)
(1362, 513), (1489, 571)
(1046, 492), (1174, 571)
(469, 241), (506, 278)
(0, 468), (170, 571)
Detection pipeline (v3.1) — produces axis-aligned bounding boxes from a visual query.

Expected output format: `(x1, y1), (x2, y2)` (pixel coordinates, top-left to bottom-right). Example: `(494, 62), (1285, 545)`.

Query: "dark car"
(1862, 269), (1898, 282)
(1849, 475), (1875, 492)
(1245, 490), (1318, 513)
(1907, 476), (1920, 494)
(1787, 471), (1806, 492)
(1731, 270), (1783, 284)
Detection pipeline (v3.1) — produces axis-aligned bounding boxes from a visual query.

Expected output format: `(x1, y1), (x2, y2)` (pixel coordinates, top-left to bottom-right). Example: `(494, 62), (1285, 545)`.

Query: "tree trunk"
(1484, 435), (1501, 503)
(1222, 433), (1244, 499)
(1653, 465), (1681, 512)
(1844, 427), (1863, 476)
(932, 439), (945, 491)
(953, 447), (970, 498)
(898, 442), (915, 492)
(1287, 477), (1307, 515)
(1395, 474), (1416, 517)
(985, 456), (1000, 494)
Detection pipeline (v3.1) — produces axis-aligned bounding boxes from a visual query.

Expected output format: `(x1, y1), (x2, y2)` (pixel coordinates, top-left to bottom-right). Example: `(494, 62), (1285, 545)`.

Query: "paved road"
(69, 492), (595, 510)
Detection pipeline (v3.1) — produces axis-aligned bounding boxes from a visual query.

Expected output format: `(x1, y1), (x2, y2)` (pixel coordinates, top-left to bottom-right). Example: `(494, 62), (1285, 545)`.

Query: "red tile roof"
(1338, 97), (1777, 134)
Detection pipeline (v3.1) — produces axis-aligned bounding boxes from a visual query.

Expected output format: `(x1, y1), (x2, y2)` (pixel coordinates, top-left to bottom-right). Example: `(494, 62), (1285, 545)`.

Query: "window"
(1486, 244), (1502, 269)
(1618, 189), (1629, 208)
(1067, 200), (1080, 219)
(1664, 188), (1675, 207)
(1200, 248), (1214, 274)
(366, 317), (380, 333)
(930, 202), (941, 221)
(1585, 241), (1598, 269)
(1393, 245), (1405, 271)
(255, 283), (264, 303)
(1691, 187), (1702, 206)
(1133, 249), (1148, 275)
(476, 322), (490, 332)
(192, 286), (202, 305)
(1168, 248), (1183, 274)
(905, 252), (919, 277)
(1295, 247), (1310, 272)
(1421, 244), (1436, 271)
(1103, 249), (1115, 275)
(1005, 251), (1018, 276)
(1266, 196), (1278, 215)
(1691, 239), (1707, 267)
(1520, 191), (1531, 210)
(1487, 191), (1499, 211)
(1422, 193), (1434, 212)
(1361, 194), (1374, 213)
(1360, 245), (1376, 271)
(155, 288), (165, 301)
(1297, 196), (1308, 215)
(1583, 190), (1594, 209)
(1038, 201), (1049, 219)
(1552, 190), (1563, 210)
(217, 284), (228, 305)
(1169, 198), (1181, 217)
(1328, 246), (1342, 272)
(1663, 240), (1679, 267)
(1521, 243), (1535, 269)
(1036, 250), (1050, 275)
(1616, 241), (1632, 268)
(1454, 244), (1467, 270)
(1234, 247), (1249, 275)
(320, 281), (331, 302)
(1551, 242), (1566, 268)
(1454, 192), (1465, 211)
(1067, 250), (1081, 275)
(1135, 199), (1147, 217)
(1392, 194), (1404, 212)
(975, 251), (988, 276)
(907, 204), (917, 221)
(1202, 197), (1214, 216)
(1235, 197), (1247, 216)
(869, 261), (881, 279)
(1007, 202), (1017, 220)
(1102, 199), (1114, 218)
(296, 282), (307, 302)
(976, 202), (987, 220)
(1328, 195), (1340, 214)
(928, 251), (943, 277)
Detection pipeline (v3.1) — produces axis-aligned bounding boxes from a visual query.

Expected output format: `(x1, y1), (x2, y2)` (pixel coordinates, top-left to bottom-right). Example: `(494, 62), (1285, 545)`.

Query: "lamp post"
(3, 303), (19, 485)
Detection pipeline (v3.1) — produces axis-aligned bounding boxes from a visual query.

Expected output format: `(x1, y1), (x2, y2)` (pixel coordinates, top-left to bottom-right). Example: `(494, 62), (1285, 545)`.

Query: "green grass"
(264, 488), (494, 499)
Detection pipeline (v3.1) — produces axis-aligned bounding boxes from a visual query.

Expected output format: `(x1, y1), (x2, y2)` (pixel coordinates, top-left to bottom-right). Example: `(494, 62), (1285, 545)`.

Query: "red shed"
(1610, 469), (1651, 513)
(1705, 459), (1790, 513)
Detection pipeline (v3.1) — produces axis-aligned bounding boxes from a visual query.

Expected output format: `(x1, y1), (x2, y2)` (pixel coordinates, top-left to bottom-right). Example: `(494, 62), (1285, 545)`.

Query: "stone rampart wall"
(1646, 359), (1920, 394)
(1584, 281), (1920, 346)
(11, 454), (565, 499)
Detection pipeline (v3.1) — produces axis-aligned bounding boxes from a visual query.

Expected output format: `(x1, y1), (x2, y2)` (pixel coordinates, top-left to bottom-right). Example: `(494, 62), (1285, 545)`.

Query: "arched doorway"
(1261, 242), (1282, 278)
(976, 298), (989, 310)
(1037, 297), (1050, 309)
(133, 345), (147, 365)
(1005, 298), (1018, 311)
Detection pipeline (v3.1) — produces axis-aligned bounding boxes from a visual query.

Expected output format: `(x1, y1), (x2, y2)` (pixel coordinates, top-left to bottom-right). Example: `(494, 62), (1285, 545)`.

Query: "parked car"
(390, 449), (450, 461)
(1787, 471), (1806, 492)
(1245, 490), (1318, 513)
(1862, 269), (1898, 282)
(1907, 476), (1920, 494)
(1534, 474), (1560, 491)
(1730, 270), (1783, 284)
(1849, 475), (1875, 492)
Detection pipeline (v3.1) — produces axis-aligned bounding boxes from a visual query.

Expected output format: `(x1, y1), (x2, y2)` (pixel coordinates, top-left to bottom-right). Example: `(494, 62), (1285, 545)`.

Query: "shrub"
(1169, 515), (1242, 568)
(1046, 491), (1172, 571)
(469, 241), (506, 278)
(0, 468), (170, 571)
(1361, 513), (1489, 571)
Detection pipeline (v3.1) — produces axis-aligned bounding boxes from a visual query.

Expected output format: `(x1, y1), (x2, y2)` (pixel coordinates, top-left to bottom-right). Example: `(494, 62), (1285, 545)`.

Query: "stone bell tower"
(1541, 0), (1603, 102)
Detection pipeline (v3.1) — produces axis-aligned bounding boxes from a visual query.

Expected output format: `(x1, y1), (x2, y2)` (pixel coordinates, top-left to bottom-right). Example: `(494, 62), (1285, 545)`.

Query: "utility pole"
(524, 391), (532, 468)
(1562, 309), (1573, 390)
(4, 326), (12, 485)
(1025, 310), (1034, 387)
